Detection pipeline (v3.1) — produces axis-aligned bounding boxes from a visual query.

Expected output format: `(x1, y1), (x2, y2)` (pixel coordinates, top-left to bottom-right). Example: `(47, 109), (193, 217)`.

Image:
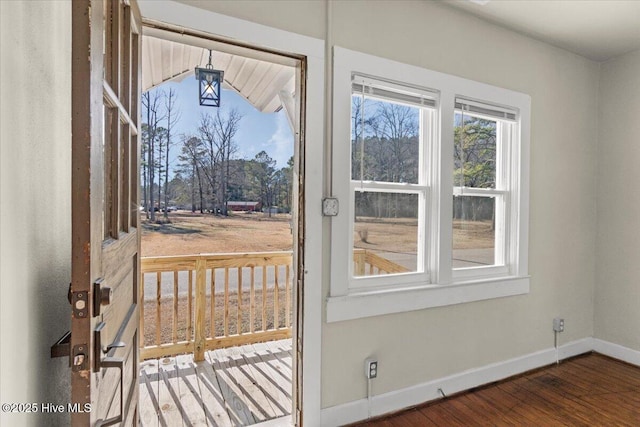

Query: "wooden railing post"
(354, 249), (366, 276)
(194, 257), (206, 361)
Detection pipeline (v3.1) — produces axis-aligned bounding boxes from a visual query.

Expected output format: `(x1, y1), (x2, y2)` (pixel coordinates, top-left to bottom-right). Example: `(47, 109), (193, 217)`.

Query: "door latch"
(72, 344), (88, 371)
(71, 291), (89, 318)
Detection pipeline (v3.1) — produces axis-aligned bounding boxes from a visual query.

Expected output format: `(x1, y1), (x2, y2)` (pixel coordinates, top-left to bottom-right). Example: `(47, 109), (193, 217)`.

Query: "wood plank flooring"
(354, 353), (640, 426)
(139, 339), (293, 426)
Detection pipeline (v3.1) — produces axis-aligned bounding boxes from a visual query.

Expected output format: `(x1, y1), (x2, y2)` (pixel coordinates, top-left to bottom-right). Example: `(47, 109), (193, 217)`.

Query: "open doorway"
(137, 25), (304, 426)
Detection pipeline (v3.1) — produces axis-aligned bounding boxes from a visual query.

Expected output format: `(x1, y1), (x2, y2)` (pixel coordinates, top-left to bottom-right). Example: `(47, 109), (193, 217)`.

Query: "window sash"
(349, 183), (429, 288)
(452, 111), (514, 278)
(452, 193), (508, 275)
(349, 77), (435, 289)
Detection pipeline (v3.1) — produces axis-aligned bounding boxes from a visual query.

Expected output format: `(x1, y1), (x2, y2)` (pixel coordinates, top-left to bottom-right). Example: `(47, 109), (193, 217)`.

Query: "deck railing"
(140, 249), (406, 361)
(353, 248), (410, 276)
(140, 251), (292, 361)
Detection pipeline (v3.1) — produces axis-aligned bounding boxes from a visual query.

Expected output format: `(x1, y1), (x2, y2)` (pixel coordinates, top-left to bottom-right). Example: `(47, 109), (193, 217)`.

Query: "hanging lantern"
(195, 50), (224, 107)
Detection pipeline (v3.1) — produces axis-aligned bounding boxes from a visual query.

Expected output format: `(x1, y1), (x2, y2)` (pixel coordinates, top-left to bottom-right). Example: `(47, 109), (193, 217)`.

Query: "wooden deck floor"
(139, 339), (293, 427)
(354, 353), (640, 426)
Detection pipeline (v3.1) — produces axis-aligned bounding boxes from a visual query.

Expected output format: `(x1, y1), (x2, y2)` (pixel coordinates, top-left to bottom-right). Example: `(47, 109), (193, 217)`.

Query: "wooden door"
(70, 1), (141, 425)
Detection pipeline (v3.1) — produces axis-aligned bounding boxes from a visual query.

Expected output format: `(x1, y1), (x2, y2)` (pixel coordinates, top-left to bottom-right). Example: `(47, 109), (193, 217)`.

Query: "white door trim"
(138, 1), (325, 425)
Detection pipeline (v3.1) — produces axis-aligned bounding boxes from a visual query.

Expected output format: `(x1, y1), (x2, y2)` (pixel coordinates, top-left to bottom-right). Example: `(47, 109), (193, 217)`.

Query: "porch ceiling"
(141, 35), (295, 113)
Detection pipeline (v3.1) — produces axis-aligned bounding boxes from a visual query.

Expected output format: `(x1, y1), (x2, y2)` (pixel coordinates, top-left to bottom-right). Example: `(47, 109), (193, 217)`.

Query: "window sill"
(325, 276), (530, 323)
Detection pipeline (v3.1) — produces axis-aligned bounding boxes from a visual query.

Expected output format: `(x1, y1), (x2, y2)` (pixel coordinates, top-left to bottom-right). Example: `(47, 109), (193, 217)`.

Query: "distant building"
(226, 201), (262, 212)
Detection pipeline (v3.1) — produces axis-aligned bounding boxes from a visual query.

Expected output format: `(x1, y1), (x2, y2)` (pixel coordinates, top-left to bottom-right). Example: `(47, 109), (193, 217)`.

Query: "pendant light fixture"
(195, 49), (224, 107)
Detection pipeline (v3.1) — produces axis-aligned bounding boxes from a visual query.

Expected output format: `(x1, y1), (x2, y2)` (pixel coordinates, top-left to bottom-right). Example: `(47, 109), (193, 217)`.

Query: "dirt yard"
(141, 211), (293, 256)
(142, 211), (493, 257)
(353, 217), (495, 252)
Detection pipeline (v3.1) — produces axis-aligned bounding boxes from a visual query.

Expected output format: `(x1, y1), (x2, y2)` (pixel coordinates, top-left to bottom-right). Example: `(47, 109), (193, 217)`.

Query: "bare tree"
(198, 108), (242, 214)
(213, 108), (242, 215)
(142, 90), (166, 221)
(163, 88), (181, 220)
(250, 151), (276, 216)
(178, 135), (206, 213)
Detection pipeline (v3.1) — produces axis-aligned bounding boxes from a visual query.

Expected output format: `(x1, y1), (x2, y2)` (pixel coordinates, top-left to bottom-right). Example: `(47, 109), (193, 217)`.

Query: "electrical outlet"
(365, 358), (378, 379)
(553, 317), (565, 332)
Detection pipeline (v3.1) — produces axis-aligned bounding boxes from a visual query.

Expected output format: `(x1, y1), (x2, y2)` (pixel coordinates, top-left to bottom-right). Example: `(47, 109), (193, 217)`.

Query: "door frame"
(138, 2), (325, 425)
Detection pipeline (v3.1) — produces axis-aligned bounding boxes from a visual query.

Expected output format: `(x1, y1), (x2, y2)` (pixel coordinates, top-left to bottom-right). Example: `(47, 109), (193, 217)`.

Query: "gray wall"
(0, 1), (71, 426)
(325, 3), (599, 408)
(595, 48), (640, 351)
(178, 0), (601, 408)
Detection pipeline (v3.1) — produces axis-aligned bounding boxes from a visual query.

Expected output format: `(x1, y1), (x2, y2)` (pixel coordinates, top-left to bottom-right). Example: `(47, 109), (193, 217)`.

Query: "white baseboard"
(592, 338), (640, 366)
(321, 338), (593, 426)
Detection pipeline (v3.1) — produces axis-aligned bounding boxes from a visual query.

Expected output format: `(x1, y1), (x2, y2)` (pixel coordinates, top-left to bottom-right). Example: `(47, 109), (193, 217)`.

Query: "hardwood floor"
(353, 353), (640, 426)
(139, 339), (292, 426)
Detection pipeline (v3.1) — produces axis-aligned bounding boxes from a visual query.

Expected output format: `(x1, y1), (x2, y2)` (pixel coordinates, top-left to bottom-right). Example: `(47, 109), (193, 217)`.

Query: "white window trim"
(328, 47), (530, 322)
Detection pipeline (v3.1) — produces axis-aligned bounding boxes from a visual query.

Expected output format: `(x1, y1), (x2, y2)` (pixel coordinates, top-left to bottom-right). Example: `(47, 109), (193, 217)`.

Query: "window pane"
(353, 191), (419, 277)
(453, 196), (496, 268)
(454, 113), (497, 189)
(352, 95), (420, 184)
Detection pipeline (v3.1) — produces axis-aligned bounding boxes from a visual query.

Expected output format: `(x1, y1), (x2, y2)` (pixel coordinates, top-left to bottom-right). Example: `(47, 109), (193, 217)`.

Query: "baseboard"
(592, 338), (640, 366)
(320, 338), (593, 426)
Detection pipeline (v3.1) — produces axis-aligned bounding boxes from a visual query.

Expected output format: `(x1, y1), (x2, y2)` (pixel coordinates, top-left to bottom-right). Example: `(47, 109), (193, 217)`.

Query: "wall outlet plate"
(553, 317), (565, 332)
(365, 358), (378, 379)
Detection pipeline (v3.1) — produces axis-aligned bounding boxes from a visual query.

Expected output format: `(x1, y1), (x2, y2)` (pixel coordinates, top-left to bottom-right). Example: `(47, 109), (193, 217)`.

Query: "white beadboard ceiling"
(141, 33), (295, 113)
(444, 0), (640, 62)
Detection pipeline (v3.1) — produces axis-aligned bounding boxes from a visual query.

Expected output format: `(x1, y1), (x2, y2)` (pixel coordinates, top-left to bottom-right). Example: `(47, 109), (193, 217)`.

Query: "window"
(349, 76), (437, 289)
(328, 47), (530, 322)
(452, 98), (518, 279)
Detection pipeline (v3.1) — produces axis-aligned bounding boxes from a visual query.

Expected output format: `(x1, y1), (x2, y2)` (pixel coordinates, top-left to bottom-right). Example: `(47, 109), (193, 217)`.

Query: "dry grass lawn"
(142, 212), (493, 257)
(141, 211), (293, 256)
(353, 217), (495, 252)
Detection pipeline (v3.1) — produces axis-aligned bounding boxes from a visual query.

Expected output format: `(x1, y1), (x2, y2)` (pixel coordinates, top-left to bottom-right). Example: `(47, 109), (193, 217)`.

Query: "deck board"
(140, 339), (292, 426)
(139, 359), (161, 427)
(175, 354), (208, 426)
(157, 357), (185, 427)
(194, 358), (234, 427)
(245, 344), (290, 416)
(210, 347), (258, 425)
(242, 344), (291, 415)
(225, 345), (276, 422)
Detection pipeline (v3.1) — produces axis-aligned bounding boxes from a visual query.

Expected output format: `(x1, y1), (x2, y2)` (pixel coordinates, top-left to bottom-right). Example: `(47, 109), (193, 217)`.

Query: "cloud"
(266, 111), (294, 168)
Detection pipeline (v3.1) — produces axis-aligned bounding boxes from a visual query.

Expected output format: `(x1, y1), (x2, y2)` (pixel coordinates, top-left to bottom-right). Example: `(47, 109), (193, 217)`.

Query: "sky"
(147, 75), (294, 174)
